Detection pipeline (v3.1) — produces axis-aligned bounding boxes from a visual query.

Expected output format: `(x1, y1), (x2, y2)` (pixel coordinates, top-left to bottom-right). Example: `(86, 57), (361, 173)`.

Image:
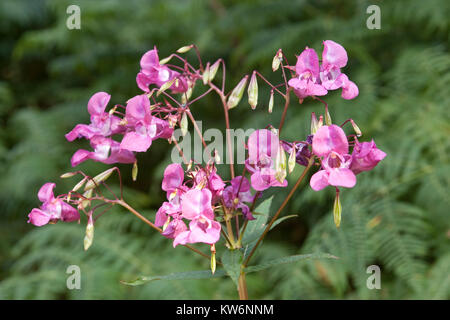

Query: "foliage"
(0, 0), (448, 299)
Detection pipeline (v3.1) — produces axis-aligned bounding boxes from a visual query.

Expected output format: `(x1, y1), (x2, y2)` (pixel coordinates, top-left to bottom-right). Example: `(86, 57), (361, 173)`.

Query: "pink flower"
(70, 136), (136, 167)
(173, 189), (221, 247)
(310, 125), (356, 191)
(155, 200), (182, 226)
(136, 47), (188, 93)
(120, 95), (173, 152)
(161, 163), (185, 196)
(310, 151), (356, 191)
(28, 183), (79, 226)
(65, 92), (124, 141)
(223, 176), (256, 220)
(288, 48), (328, 99)
(312, 124), (349, 157)
(350, 140), (386, 174)
(245, 129), (288, 191)
(319, 40), (359, 100)
(161, 215), (188, 240)
(288, 40), (359, 100)
(192, 166), (225, 201)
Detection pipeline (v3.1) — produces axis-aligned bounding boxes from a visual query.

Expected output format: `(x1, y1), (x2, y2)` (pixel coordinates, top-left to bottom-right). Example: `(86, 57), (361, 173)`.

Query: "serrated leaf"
(121, 269), (227, 286)
(221, 250), (243, 287)
(245, 253), (338, 273)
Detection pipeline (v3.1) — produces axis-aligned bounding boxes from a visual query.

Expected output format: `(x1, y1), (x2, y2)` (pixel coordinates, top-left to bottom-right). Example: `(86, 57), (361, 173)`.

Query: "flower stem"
(237, 269), (249, 300)
(115, 199), (215, 263)
(278, 87), (291, 135)
(242, 156), (314, 267)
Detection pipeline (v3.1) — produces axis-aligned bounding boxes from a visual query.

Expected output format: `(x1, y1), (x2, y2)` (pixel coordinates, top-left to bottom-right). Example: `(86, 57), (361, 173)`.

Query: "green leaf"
(221, 249), (243, 287)
(245, 253), (338, 274)
(242, 196), (273, 244)
(121, 269), (227, 286)
(270, 214), (298, 231)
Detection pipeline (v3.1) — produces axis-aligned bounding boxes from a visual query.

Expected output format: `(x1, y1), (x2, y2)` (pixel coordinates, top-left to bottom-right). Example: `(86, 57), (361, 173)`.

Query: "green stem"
(115, 200), (215, 263)
(237, 269), (248, 300)
(242, 157), (314, 267)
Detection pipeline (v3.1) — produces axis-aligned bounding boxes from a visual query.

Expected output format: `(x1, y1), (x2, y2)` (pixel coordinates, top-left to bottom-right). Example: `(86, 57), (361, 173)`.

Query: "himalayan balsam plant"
(27, 40), (386, 300)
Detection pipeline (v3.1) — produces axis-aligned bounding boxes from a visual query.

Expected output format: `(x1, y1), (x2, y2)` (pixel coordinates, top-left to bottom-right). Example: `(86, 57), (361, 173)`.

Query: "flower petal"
(65, 124), (97, 142)
(295, 48), (320, 77)
(341, 78), (359, 100)
(312, 125), (349, 157)
(181, 189), (213, 220)
(87, 92), (111, 116)
(162, 163), (184, 193)
(60, 201), (80, 222)
(322, 40), (348, 69)
(125, 94), (150, 124)
(328, 168), (356, 188)
(120, 132), (152, 152)
(38, 182), (56, 203)
(140, 48), (160, 70)
(310, 170), (330, 191)
(28, 208), (51, 226)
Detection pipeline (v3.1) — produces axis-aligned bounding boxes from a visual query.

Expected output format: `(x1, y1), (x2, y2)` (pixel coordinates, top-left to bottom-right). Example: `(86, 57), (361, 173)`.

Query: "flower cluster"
(27, 40), (386, 268)
(155, 163), (220, 247)
(310, 124), (386, 191)
(245, 129), (288, 191)
(28, 183), (79, 226)
(65, 45), (201, 168)
(288, 40), (359, 101)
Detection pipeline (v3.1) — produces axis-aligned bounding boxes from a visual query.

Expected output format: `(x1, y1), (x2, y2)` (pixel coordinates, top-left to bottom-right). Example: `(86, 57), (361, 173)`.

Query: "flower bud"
(72, 177), (87, 192)
(210, 244), (216, 275)
(272, 49), (283, 72)
(350, 119), (362, 137)
(275, 144), (287, 183)
(318, 115), (324, 128)
(270, 127), (279, 136)
(310, 112), (320, 134)
(132, 161), (138, 182)
(163, 217), (171, 231)
(181, 86), (193, 104)
(176, 45), (193, 53)
(60, 172), (78, 179)
(157, 78), (176, 96)
(168, 114), (178, 128)
(84, 214), (94, 251)
(202, 62), (210, 85)
(247, 72), (258, 110)
(227, 75), (248, 110)
(268, 90), (274, 113)
(84, 168), (115, 191)
(108, 106), (117, 115)
(180, 112), (188, 137)
(209, 60), (220, 82)
(214, 149), (221, 164)
(288, 144), (296, 173)
(186, 160), (193, 171)
(79, 189), (92, 210)
(159, 55), (173, 65)
(333, 191), (342, 228)
(325, 107), (332, 126)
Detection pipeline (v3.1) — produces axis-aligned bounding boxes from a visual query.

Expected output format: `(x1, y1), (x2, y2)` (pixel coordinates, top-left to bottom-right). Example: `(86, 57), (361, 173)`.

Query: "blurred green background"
(0, 0), (449, 299)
